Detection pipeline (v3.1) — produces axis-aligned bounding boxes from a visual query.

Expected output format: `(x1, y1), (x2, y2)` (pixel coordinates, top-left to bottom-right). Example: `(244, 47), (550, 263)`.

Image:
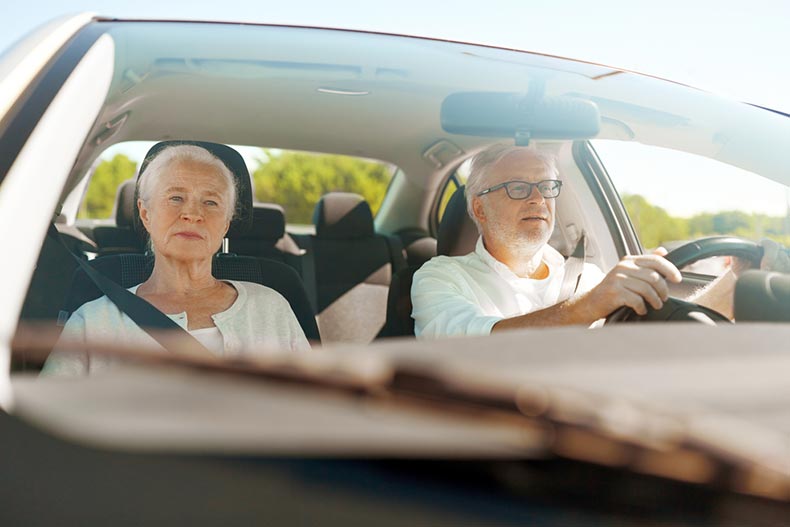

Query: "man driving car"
(411, 144), (786, 338)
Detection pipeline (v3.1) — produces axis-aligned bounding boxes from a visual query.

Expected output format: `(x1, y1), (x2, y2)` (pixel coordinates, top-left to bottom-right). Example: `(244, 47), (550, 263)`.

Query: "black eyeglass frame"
(476, 179), (563, 200)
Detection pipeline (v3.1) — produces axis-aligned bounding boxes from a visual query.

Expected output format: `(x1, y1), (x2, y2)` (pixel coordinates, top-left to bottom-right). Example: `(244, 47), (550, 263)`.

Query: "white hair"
(137, 144), (237, 222)
(465, 144), (558, 232)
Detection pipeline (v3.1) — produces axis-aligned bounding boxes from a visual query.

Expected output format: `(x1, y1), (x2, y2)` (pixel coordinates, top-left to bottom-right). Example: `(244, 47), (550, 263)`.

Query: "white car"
(3, 14), (790, 524)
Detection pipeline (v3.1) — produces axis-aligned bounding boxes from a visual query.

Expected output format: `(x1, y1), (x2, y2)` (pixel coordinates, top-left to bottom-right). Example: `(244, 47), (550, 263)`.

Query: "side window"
(75, 140), (156, 225)
(593, 140), (790, 275)
(435, 158), (471, 227)
(78, 154), (137, 220)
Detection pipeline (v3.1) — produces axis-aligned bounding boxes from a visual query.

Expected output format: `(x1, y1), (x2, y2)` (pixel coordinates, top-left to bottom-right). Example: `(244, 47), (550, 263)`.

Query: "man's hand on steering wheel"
(757, 239), (790, 273)
(602, 236), (790, 324)
(584, 247), (682, 319)
(727, 238), (790, 276)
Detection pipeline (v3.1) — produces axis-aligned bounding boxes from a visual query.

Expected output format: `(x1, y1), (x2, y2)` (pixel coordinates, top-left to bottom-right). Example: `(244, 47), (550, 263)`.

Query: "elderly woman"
(44, 144), (310, 375)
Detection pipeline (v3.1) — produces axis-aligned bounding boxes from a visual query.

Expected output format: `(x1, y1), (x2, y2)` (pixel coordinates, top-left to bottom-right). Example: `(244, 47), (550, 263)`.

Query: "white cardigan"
(43, 280), (311, 375)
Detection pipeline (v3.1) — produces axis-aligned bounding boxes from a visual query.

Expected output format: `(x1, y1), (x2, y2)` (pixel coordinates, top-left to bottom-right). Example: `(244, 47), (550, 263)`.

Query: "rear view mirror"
(441, 92), (600, 145)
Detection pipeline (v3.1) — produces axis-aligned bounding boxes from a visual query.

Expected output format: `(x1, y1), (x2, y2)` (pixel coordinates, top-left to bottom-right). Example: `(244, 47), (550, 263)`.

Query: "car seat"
(92, 179), (145, 256)
(380, 185), (476, 337)
(227, 202), (305, 264)
(293, 192), (405, 344)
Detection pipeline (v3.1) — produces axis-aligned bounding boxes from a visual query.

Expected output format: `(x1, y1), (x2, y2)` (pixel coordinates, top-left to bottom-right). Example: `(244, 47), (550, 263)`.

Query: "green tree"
(78, 154), (137, 219)
(711, 211), (751, 235)
(687, 213), (714, 237)
(621, 194), (689, 248)
(252, 150), (393, 224)
(623, 194), (790, 248)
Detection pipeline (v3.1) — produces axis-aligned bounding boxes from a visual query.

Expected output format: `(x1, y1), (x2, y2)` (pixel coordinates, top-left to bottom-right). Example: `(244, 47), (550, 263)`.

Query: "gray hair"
(137, 144), (237, 223)
(465, 144), (559, 231)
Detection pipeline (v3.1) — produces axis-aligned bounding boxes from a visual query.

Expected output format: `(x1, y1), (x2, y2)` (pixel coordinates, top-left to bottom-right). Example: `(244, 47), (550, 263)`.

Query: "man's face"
(472, 150), (558, 254)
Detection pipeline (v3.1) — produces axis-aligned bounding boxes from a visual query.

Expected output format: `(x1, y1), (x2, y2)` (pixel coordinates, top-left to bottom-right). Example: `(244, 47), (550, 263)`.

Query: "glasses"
(477, 179), (562, 200)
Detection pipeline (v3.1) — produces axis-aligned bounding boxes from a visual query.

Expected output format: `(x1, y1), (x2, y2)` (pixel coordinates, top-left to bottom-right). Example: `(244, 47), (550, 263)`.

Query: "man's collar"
(475, 236), (564, 280)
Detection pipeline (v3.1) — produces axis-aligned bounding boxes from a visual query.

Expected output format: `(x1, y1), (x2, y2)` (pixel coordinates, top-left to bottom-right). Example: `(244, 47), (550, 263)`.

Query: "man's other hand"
(731, 239), (790, 276)
(759, 239), (790, 273)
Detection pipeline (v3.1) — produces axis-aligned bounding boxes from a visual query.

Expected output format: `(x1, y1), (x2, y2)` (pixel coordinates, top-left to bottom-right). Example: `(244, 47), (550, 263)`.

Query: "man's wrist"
(559, 292), (603, 324)
(714, 268), (737, 288)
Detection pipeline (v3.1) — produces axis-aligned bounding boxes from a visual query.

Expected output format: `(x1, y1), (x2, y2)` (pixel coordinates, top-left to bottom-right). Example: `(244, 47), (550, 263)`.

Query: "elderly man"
(411, 144), (772, 339)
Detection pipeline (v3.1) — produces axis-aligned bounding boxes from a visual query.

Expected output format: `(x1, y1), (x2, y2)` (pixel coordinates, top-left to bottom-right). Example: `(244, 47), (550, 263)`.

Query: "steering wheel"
(604, 236), (763, 324)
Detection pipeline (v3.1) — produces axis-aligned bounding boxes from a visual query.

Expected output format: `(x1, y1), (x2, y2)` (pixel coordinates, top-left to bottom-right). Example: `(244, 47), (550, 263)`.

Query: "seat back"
(296, 192), (405, 344)
(394, 227), (438, 268)
(436, 184), (478, 256)
(228, 203), (304, 263)
(64, 254), (320, 342)
(92, 179), (145, 256)
(381, 185), (476, 338)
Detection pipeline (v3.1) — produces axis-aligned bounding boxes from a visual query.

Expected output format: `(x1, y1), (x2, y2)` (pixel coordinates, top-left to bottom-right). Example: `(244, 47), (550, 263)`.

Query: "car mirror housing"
(440, 92), (600, 145)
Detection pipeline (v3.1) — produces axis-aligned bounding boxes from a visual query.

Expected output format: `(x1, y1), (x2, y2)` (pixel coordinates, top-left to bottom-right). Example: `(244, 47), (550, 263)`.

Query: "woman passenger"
(44, 145), (309, 375)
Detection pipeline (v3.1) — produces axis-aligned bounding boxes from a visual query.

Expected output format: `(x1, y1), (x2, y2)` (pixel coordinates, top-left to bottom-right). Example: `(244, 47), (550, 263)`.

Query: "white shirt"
(189, 326), (225, 355)
(411, 237), (605, 338)
(43, 280), (311, 375)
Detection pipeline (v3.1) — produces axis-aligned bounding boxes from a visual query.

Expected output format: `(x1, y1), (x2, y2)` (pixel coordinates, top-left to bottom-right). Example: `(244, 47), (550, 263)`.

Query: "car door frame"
(0, 18), (114, 406)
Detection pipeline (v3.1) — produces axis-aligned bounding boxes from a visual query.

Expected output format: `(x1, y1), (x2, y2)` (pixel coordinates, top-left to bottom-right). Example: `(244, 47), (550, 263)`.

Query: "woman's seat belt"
(50, 225), (212, 356)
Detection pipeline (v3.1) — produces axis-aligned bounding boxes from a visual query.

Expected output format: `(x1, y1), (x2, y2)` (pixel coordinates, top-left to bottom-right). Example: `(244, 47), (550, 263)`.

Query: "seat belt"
(558, 234), (586, 302)
(383, 235), (406, 274)
(50, 225), (212, 355)
(295, 234), (319, 314)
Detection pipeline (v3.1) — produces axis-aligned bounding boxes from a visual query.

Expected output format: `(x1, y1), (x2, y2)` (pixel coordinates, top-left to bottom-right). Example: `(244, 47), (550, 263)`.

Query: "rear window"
(253, 149), (394, 225)
(82, 143), (395, 225)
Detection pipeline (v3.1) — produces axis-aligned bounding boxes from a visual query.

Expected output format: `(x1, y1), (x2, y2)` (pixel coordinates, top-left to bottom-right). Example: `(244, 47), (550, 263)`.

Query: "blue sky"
(3, 0), (789, 216)
(3, 0), (788, 112)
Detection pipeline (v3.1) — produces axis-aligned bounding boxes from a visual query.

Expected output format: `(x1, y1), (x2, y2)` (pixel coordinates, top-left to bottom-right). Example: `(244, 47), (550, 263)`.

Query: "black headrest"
(134, 141), (253, 239)
(236, 203), (286, 241)
(313, 192), (374, 239)
(114, 179), (137, 228)
(437, 185), (479, 256)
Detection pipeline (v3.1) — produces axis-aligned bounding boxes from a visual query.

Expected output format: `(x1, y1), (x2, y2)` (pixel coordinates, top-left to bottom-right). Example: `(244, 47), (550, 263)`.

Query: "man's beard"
(488, 213), (554, 260)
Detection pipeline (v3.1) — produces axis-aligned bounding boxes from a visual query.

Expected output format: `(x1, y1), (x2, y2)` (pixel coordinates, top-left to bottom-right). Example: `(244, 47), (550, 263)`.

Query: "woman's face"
(138, 159), (232, 263)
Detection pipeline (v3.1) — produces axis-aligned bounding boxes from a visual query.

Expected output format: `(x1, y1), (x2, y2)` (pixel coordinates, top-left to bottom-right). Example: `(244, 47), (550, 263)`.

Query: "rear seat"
(227, 202), (318, 310)
(294, 192), (406, 344)
(228, 203), (304, 264)
(92, 179), (145, 256)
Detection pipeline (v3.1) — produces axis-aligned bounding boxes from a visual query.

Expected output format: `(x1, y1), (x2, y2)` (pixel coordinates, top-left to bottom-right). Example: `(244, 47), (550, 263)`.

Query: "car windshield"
(5, 19), (790, 512)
